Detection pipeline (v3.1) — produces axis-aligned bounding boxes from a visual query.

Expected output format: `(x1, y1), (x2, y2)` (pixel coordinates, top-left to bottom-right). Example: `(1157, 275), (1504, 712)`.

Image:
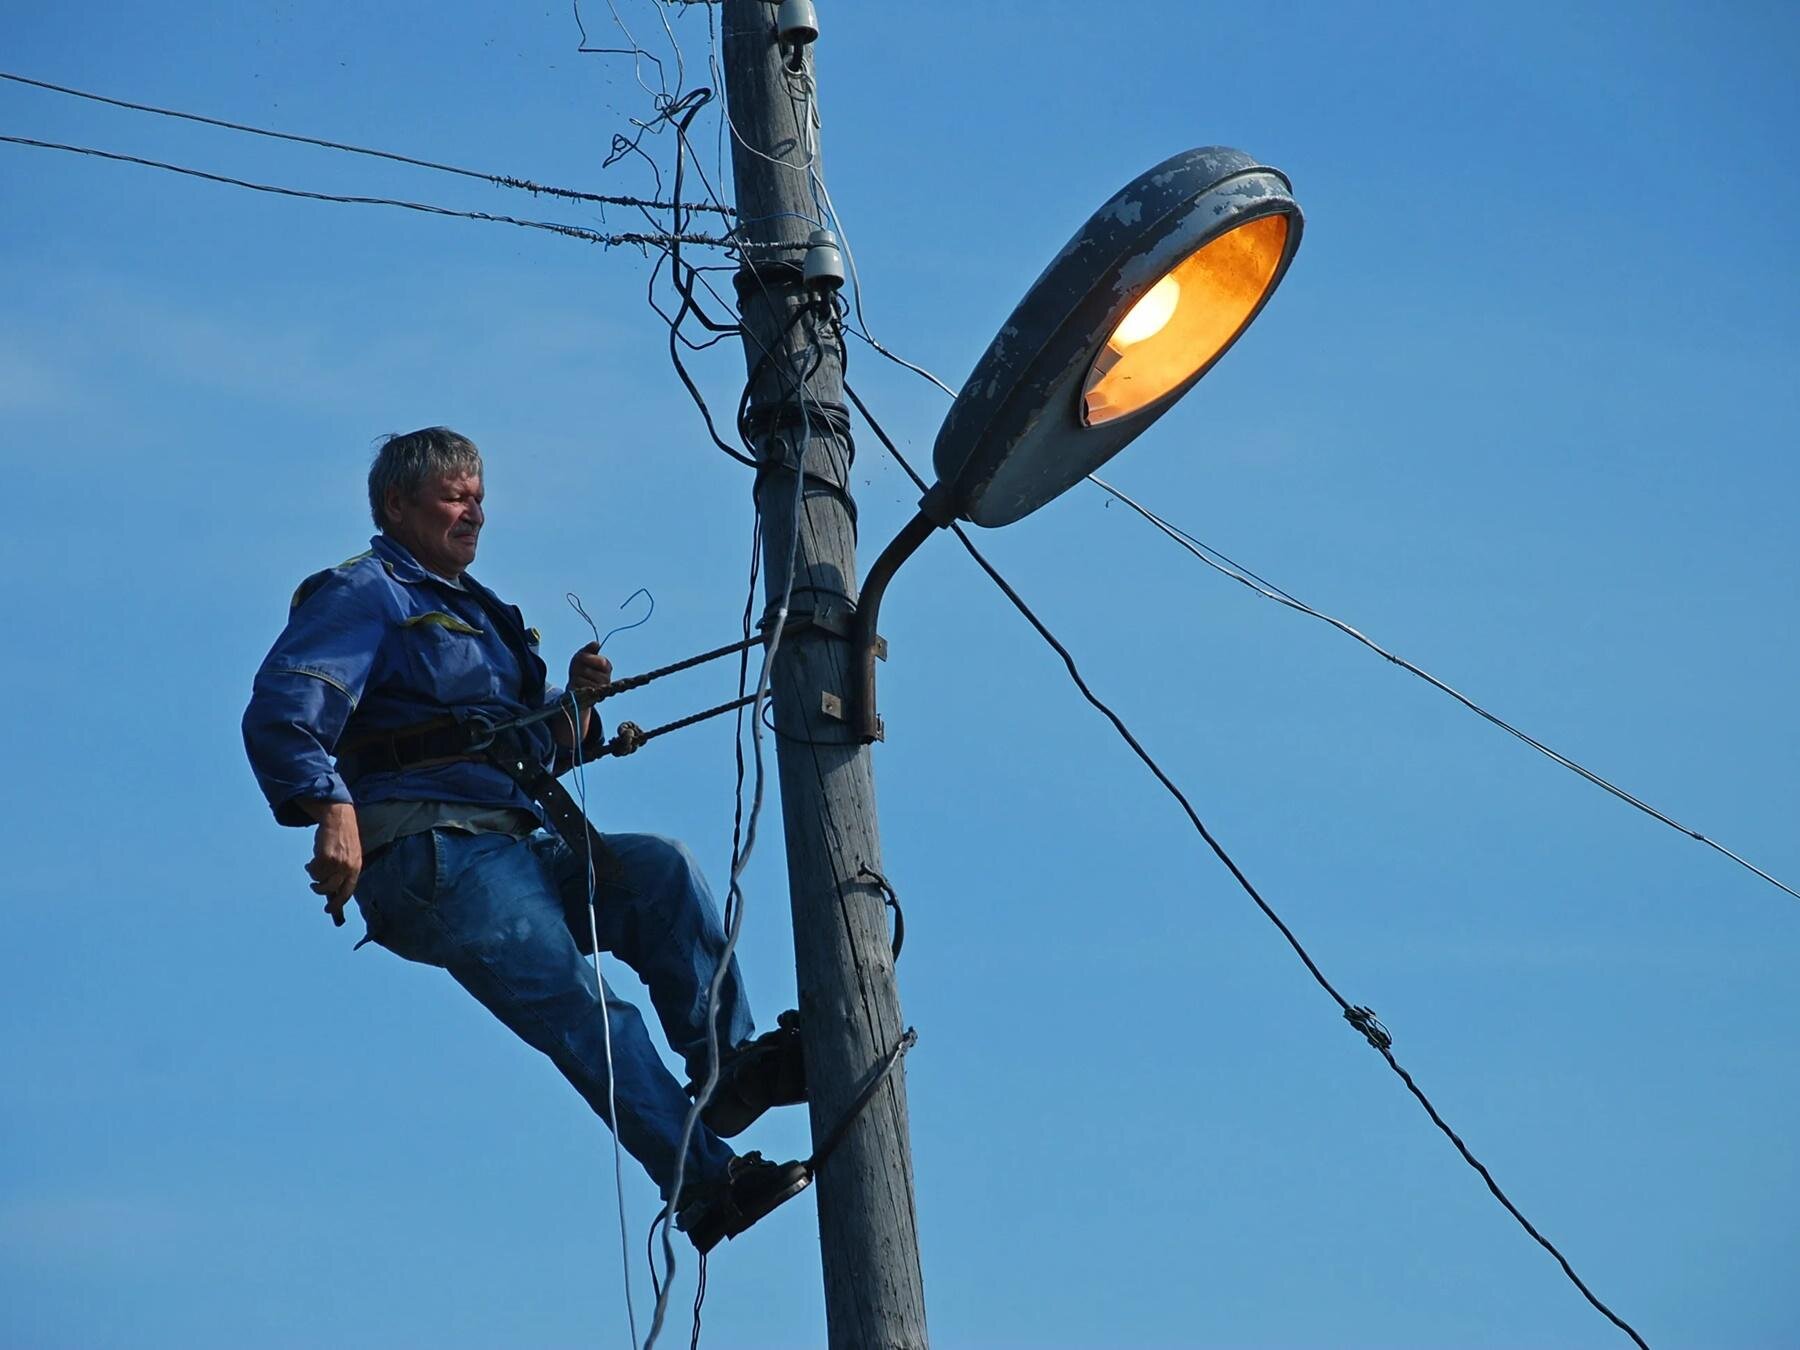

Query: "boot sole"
(681, 1168), (813, 1254)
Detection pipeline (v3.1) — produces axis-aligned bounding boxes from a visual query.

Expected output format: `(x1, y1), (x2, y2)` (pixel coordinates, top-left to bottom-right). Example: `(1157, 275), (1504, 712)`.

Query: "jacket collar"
(369, 533), (544, 703)
(370, 533), (483, 593)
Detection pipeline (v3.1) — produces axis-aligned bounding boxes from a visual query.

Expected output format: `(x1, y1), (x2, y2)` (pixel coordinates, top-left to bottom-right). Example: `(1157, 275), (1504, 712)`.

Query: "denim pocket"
(355, 831), (446, 967)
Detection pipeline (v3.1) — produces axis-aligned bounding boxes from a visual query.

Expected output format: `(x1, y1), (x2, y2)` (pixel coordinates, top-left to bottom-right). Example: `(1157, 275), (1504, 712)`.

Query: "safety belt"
(337, 717), (623, 883)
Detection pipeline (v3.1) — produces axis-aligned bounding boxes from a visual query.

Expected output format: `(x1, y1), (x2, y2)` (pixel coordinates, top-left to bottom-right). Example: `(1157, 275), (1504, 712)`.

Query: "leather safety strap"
(482, 731), (624, 884)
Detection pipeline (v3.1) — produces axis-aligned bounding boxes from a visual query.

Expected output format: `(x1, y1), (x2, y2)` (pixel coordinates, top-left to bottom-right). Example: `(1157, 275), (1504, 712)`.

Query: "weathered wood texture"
(722, 4), (930, 1347)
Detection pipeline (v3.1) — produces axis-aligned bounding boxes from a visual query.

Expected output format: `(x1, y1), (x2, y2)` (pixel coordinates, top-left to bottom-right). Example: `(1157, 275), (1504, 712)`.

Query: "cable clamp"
(606, 720), (646, 758)
(1344, 1005), (1392, 1051)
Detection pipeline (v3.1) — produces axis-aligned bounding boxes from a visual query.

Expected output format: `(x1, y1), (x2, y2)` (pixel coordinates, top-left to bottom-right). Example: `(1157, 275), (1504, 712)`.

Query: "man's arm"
(243, 566), (388, 921)
(295, 799), (362, 925)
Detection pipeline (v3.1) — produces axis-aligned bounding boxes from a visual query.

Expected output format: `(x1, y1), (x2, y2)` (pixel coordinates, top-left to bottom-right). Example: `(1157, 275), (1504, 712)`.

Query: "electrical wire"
(762, 316), (921, 1242)
(688, 1252), (708, 1350)
(849, 382), (1652, 1350)
(0, 134), (732, 249)
(598, 587), (658, 649)
(643, 327), (823, 1350)
(0, 69), (731, 216)
(590, 16), (908, 1339)
(831, 275), (1796, 911)
(657, 87), (759, 468)
(558, 642), (642, 1348)
(569, 44), (840, 1339)
(774, 57), (956, 402)
(1087, 475), (1800, 905)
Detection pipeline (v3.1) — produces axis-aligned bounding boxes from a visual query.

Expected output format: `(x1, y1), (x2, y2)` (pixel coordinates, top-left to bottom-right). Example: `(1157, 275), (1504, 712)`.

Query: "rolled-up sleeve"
(242, 573), (388, 826)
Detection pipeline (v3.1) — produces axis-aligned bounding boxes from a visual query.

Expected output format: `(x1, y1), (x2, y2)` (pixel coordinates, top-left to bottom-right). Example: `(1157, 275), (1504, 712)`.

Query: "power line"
(0, 69), (732, 216)
(1088, 475), (1800, 905)
(0, 134), (732, 249)
(826, 301), (1796, 908)
(845, 377), (1653, 1350)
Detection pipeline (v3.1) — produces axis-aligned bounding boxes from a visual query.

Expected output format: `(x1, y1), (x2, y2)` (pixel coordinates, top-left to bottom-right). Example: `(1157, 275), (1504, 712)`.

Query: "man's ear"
(382, 485), (406, 529)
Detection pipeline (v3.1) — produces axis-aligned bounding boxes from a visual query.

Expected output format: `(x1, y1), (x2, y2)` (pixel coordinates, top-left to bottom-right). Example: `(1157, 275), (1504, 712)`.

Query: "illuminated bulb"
(1109, 273), (1181, 348)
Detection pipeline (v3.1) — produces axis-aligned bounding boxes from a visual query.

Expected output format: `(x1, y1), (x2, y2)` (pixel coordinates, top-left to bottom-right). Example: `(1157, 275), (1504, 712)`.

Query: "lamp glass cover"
(1081, 212), (1290, 426)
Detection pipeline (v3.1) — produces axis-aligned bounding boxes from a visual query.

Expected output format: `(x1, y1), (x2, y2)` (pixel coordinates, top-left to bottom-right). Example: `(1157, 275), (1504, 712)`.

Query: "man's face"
(386, 471), (484, 578)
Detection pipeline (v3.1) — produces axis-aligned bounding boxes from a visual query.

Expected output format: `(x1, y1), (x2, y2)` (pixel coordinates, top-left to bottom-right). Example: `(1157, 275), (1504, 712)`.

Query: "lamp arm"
(853, 507), (942, 742)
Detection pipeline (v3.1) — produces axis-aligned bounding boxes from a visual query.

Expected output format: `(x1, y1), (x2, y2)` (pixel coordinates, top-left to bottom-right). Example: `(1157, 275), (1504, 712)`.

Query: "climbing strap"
(806, 1027), (918, 1177)
(335, 618), (814, 874)
(442, 614), (813, 757)
(483, 730), (626, 883)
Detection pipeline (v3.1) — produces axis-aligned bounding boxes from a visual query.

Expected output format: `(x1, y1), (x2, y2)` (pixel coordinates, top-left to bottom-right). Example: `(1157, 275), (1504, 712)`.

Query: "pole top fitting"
(803, 228), (846, 292)
(778, 0), (819, 47)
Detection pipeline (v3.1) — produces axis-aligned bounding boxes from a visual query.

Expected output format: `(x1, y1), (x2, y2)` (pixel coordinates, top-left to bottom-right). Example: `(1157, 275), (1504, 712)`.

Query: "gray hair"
(368, 427), (484, 529)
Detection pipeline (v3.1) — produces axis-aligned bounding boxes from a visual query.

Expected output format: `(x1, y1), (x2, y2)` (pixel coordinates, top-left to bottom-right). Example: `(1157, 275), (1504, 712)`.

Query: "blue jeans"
(353, 828), (748, 1194)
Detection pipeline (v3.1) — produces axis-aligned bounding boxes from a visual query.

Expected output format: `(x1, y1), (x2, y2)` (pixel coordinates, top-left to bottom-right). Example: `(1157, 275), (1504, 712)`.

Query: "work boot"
(676, 1152), (812, 1254)
(687, 1009), (807, 1138)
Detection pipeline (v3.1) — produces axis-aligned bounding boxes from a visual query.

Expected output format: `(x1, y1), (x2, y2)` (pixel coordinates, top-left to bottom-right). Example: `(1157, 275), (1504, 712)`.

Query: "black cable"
(0, 134), (730, 249)
(660, 89), (757, 467)
(847, 380), (1653, 1350)
(1088, 474), (1800, 906)
(644, 355), (815, 1350)
(856, 864), (905, 961)
(726, 516), (764, 937)
(688, 1251), (708, 1350)
(0, 68), (732, 215)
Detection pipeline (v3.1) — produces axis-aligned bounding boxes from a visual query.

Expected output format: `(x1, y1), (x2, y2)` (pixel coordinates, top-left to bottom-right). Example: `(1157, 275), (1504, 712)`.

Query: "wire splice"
(1344, 1006), (1393, 1052)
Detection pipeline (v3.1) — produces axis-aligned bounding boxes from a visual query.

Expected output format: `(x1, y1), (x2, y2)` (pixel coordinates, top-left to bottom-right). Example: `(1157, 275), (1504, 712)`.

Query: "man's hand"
(557, 642), (613, 750)
(568, 641), (613, 694)
(299, 800), (363, 925)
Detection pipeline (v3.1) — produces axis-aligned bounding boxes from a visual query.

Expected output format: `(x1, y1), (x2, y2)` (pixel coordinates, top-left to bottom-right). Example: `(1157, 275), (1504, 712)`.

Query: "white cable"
(790, 73), (959, 400)
(563, 693), (642, 1349)
(643, 323), (820, 1350)
(601, 0), (673, 102)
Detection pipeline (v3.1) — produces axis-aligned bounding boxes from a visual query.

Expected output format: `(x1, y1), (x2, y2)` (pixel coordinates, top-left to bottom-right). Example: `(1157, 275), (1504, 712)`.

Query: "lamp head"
(928, 146), (1303, 528)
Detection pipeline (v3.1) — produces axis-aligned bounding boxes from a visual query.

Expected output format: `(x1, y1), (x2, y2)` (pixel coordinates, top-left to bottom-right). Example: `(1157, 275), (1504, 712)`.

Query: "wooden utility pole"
(721, 3), (929, 1346)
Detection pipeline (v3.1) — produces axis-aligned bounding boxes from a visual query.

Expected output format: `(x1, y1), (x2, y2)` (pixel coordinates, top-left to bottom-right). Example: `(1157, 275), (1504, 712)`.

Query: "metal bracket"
(812, 600), (886, 660)
(820, 690), (882, 741)
(760, 600), (886, 660)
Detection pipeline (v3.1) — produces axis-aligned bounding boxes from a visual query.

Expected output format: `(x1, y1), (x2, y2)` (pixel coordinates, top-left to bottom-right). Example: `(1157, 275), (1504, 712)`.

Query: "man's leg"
(354, 828), (736, 1196)
(536, 831), (755, 1084)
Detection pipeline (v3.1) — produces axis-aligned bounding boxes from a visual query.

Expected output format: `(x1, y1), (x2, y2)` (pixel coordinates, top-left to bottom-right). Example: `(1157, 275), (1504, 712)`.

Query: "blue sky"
(3, 3), (1797, 1347)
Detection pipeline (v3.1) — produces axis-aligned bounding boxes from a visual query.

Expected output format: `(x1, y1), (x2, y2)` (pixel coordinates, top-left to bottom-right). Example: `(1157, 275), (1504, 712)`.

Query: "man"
(242, 426), (807, 1252)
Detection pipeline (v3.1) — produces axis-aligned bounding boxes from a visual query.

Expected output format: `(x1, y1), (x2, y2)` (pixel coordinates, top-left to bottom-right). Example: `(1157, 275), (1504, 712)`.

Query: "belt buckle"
(462, 714), (498, 756)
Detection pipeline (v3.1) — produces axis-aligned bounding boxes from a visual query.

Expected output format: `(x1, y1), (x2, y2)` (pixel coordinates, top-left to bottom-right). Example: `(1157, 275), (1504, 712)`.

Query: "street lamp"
(853, 145), (1304, 740)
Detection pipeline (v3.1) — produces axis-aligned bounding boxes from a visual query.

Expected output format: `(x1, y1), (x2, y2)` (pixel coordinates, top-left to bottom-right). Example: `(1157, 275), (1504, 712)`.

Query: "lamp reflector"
(1081, 212), (1289, 426)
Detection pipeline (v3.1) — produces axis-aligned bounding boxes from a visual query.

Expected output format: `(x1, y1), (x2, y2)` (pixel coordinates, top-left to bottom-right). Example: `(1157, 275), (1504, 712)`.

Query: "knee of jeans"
(632, 834), (703, 889)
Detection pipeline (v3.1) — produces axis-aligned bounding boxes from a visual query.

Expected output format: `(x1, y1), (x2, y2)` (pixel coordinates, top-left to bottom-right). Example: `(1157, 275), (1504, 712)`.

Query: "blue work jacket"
(242, 533), (597, 827)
